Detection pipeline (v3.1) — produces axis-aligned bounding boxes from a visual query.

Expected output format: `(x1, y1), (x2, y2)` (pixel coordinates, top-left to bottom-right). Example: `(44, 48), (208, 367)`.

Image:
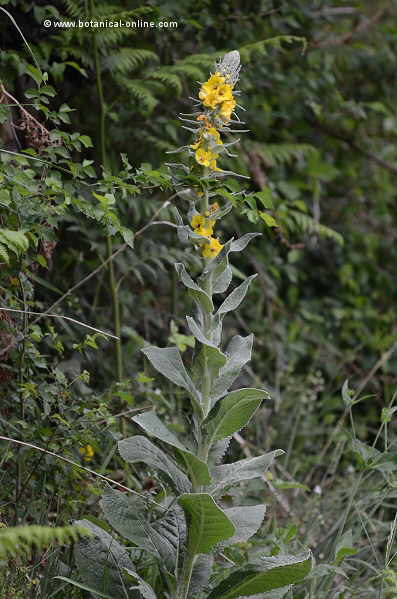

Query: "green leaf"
(205, 388), (268, 443)
(210, 450), (284, 495)
(132, 410), (211, 486)
(25, 64), (44, 86)
(186, 316), (217, 348)
(178, 493), (235, 555)
(54, 577), (114, 599)
(254, 190), (274, 210)
(124, 568), (158, 599)
(175, 262), (213, 314)
(79, 134), (93, 148)
(74, 519), (136, 598)
(118, 435), (191, 493)
(0, 229), (29, 256)
(192, 345), (227, 399)
(189, 554), (214, 597)
(207, 553), (312, 599)
(222, 505), (266, 546)
(211, 334), (253, 401)
(260, 212), (278, 228)
(100, 488), (182, 571)
(217, 275), (257, 317)
(141, 345), (200, 406)
(335, 530), (357, 564)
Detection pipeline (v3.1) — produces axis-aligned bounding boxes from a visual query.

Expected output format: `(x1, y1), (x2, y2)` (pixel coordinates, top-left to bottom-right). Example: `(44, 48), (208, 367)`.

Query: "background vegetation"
(0, 0), (396, 597)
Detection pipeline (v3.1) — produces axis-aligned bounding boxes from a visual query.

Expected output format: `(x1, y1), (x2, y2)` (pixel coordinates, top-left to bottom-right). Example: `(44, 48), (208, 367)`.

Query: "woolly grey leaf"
(132, 411), (211, 486)
(217, 275), (257, 316)
(141, 345), (200, 406)
(189, 554), (214, 597)
(210, 450), (284, 495)
(100, 488), (179, 572)
(74, 519), (135, 599)
(221, 505), (267, 546)
(118, 436), (191, 493)
(211, 334), (253, 402)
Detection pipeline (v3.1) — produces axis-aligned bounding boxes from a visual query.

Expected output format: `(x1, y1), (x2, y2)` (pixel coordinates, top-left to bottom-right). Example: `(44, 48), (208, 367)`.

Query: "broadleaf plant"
(72, 50), (311, 599)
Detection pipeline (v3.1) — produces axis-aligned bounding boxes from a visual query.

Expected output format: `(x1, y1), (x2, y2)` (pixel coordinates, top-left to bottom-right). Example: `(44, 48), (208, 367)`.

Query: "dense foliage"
(0, 1), (396, 597)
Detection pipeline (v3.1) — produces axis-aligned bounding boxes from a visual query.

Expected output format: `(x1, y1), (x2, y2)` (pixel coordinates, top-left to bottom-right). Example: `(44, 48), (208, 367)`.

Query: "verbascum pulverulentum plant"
(69, 51), (312, 599)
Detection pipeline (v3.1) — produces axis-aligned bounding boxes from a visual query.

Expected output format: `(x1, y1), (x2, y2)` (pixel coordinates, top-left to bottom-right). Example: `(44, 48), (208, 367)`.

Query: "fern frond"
(239, 36), (307, 61)
(97, 7), (155, 20)
(249, 142), (317, 167)
(0, 524), (91, 559)
(168, 64), (205, 81)
(104, 48), (158, 73)
(180, 53), (216, 67)
(94, 28), (136, 47)
(146, 70), (182, 94)
(0, 229), (29, 263)
(63, 0), (86, 18)
(123, 80), (158, 113)
(289, 211), (343, 245)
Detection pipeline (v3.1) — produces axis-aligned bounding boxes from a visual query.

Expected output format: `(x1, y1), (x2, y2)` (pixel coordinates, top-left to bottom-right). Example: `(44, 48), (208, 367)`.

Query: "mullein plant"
(70, 51), (311, 599)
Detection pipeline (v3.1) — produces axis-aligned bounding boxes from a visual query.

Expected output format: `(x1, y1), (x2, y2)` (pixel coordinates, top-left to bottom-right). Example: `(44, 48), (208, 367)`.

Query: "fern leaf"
(239, 36), (307, 61)
(0, 243), (9, 264)
(289, 211), (343, 245)
(63, 0), (85, 18)
(0, 524), (90, 559)
(123, 80), (158, 113)
(104, 48), (158, 73)
(146, 70), (182, 94)
(249, 143), (317, 167)
(169, 64), (205, 81)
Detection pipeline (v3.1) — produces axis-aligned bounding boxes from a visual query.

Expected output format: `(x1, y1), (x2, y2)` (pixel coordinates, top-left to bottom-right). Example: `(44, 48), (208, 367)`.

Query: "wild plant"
(64, 50), (312, 599)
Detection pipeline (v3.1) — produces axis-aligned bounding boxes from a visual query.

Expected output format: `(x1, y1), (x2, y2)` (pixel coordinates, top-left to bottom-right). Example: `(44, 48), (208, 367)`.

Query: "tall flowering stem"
(72, 51), (311, 599)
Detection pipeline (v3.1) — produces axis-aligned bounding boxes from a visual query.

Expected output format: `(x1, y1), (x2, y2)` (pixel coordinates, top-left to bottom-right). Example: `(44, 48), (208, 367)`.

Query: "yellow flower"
(199, 72), (225, 96)
(206, 127), (222, 144)
(79, 444), (94, 462)
(219, 98), (236, 121)
(191, 214), (215, 237)
(195, 147), (219, 167)
(190, 138), (201, 150)
(202, 236), (223, 259)
(209, 158), (220, 171)
(216, 84), (233, 102)
(201, 91), (220, 109)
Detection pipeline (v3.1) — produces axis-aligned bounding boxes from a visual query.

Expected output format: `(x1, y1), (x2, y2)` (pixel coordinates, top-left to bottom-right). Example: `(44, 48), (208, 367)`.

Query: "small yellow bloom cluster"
(79, 444), (94, 462)
(198, 73), (237, 121)
(191, 210), (223, 259)
(190, 126), (223, 170)
(190, 71), (237, 171)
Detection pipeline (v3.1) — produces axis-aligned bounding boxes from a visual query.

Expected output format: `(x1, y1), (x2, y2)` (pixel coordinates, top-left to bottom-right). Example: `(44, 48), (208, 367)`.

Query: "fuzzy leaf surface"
(211, 334), (253, 402)
(178, 493), (235, 555)
(207, 553), (312, 599)
(141, 345), (200, 404)
(217, 275), (257, 316)
(132, 410), (211, 486)
(100, 488), (180, 571)
(222, 505), (267, 546)
(210, 450), (284, 495)
(175, 262), (213, 313)
(74, 519), (136, 599)
(205, 388), (268, 443)
(118, 435), (191, 493)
